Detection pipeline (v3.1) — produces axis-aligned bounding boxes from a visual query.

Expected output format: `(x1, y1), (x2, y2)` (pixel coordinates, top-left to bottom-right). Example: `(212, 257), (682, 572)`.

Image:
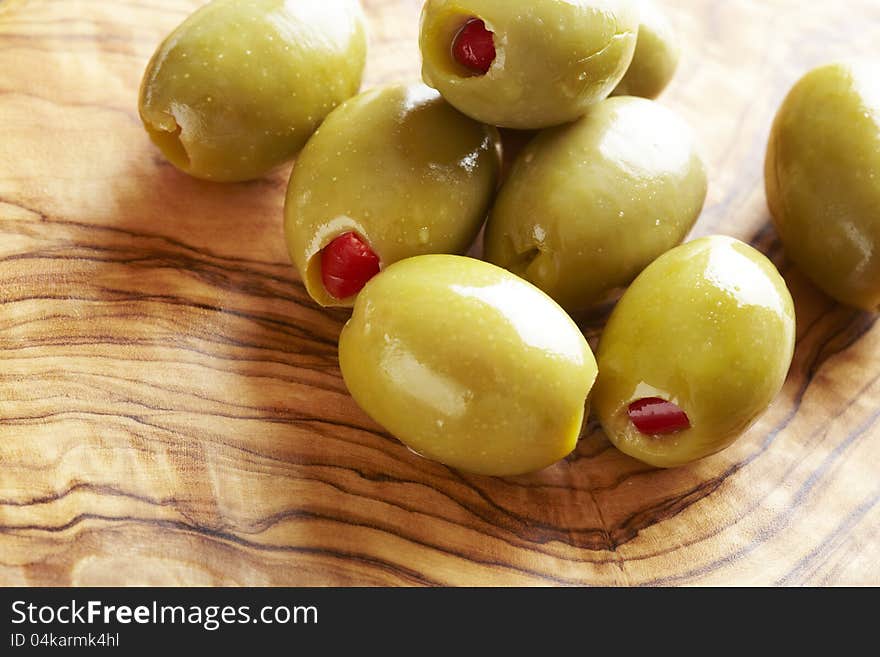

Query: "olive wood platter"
(1, 0), (879, 586)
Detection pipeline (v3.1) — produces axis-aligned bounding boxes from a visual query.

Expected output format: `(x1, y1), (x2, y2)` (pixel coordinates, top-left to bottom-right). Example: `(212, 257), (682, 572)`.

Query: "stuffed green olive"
(419, 0), (638, 129)
(284, 83), (499, 307)
(339, 255), (598, 476)
(139, 0), (367, 182)
(593, 236), (796, 468)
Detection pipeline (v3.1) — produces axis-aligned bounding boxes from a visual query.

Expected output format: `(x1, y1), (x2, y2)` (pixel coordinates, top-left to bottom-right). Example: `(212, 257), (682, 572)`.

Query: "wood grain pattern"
(1, 0), (879, 586)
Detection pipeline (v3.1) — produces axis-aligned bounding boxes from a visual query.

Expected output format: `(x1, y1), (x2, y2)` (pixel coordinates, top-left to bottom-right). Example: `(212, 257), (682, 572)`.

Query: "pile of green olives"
(137, 0), (876, 476)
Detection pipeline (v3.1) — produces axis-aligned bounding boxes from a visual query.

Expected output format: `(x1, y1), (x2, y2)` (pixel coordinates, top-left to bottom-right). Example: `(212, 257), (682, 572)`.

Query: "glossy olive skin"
(420, 0), (638, 129)
(485, 96), (707, 313)
(139, 0), (367, 182)
(339, 255), (598, 476)
(766, 62), (880, 311)
(594, 236), (796, 469)
(612, 0), (679, 99)
(285, 83), (500, 308)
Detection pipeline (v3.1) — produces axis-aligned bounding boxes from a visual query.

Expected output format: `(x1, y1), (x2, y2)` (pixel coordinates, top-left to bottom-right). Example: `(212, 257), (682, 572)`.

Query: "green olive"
(339, 255), (598, 476)
(485, 96), (707, 313)
(139, 0), (367, 182)
(593, 236), (796, 469)
(419, 0), (638, 129)
(284, 83), (500, 308)
(766, 61), (880, 311)
(612, 0), (680, 99)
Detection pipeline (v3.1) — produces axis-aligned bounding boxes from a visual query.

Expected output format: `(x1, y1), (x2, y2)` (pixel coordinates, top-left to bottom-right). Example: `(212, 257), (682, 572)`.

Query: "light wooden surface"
(1, 0), (879, 586)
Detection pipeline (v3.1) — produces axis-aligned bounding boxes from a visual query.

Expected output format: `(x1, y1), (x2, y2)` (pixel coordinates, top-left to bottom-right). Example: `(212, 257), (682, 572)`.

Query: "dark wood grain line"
(2, 250), (307, 310)
(0, 514), (440, 586)
(588, 487), (629, 579)
(0, 332), (337, 362)
(0, 202), (293, 270)
(0, 420), (626, 571)
(0, 482), (178, 509)
(0, 408), (378, 445)
(0, 293), (340, 349)
(0, 347), (344, 394)
(4, 367), (348, 417)
(0, 236), (296, 283)
(0, 412), (629, 567)
(0, 509), (578, 587)
(0, 410), (409, 485)
(0, 453), (615, 571)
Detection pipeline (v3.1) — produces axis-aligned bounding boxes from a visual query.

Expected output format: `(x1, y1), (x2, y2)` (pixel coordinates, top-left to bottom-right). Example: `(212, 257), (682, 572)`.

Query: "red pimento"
(321, 232), (380, 300)
(627, 397), (691, 435)
(452, 18), (496, 75)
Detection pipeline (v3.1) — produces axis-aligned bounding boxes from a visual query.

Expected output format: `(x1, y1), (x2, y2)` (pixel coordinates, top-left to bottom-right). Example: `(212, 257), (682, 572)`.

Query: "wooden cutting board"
(1, 0), (879, 586)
